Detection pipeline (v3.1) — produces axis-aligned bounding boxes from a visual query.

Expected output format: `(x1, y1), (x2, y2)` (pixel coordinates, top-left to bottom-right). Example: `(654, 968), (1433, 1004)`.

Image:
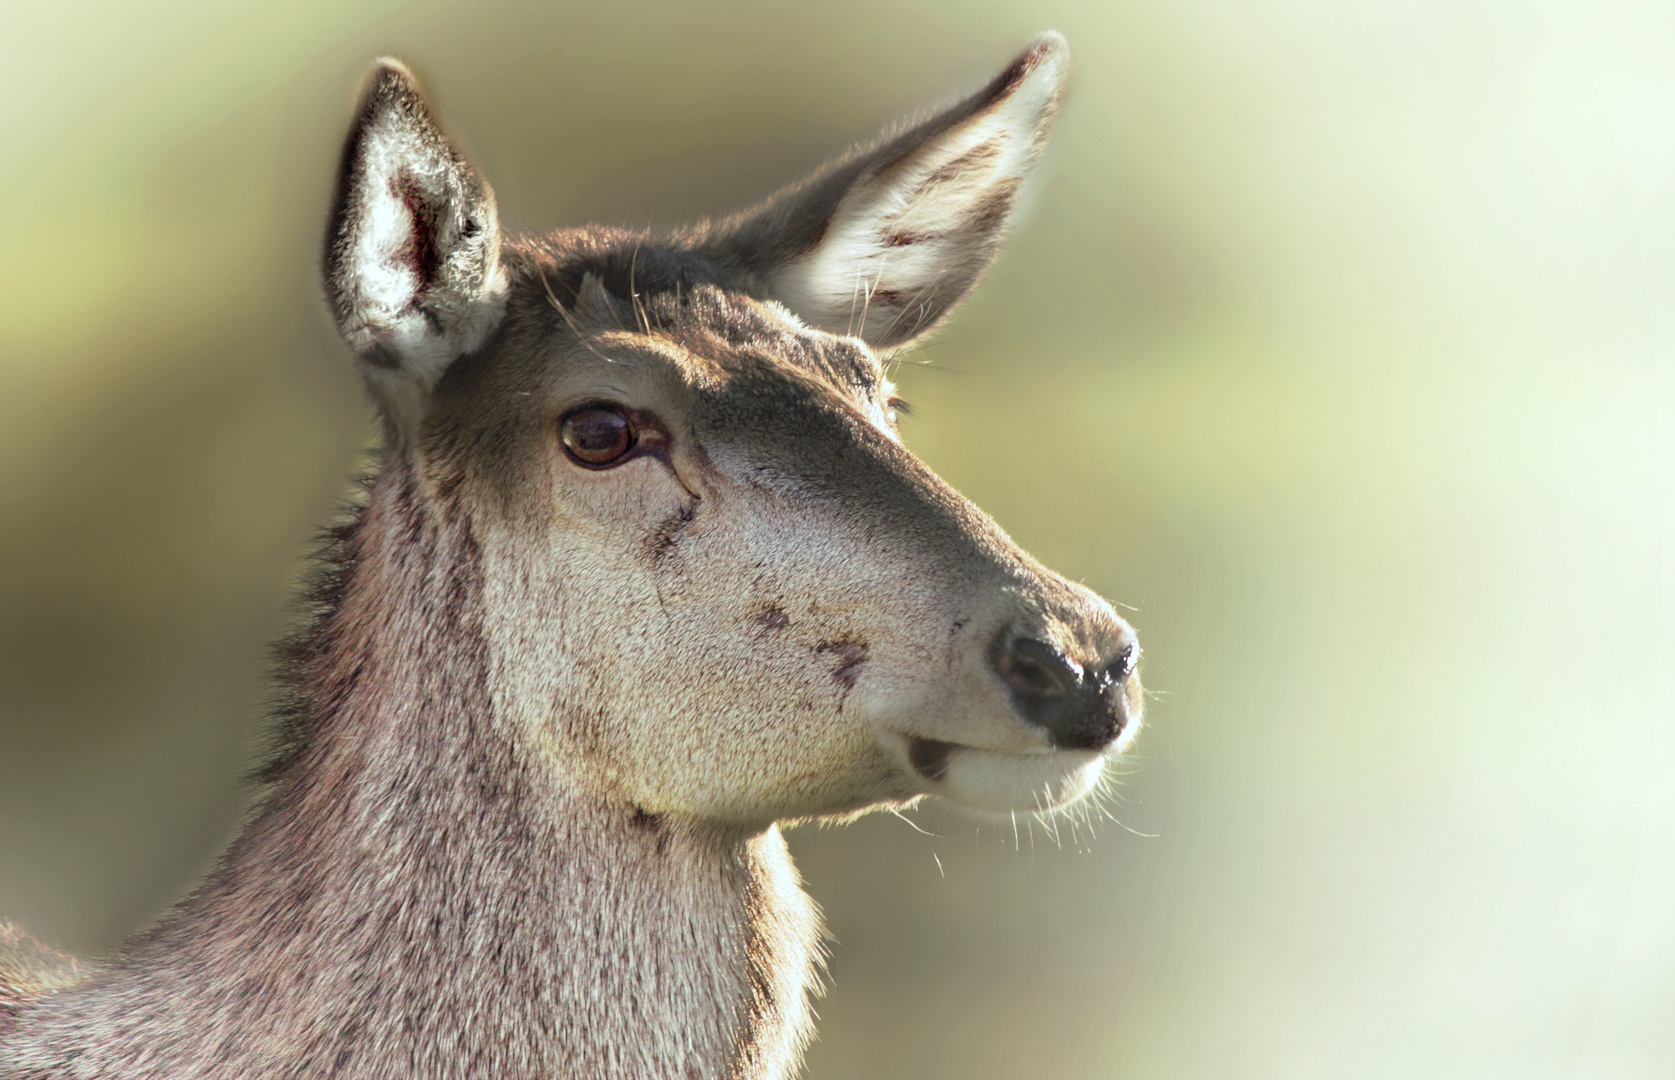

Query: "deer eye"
(560, 405), (636, 467)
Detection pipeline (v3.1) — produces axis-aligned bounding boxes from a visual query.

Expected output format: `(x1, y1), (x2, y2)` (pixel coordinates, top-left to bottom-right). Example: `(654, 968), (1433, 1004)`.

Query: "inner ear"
(696, 34), (1068, 349)
(324, 59), (507, 400)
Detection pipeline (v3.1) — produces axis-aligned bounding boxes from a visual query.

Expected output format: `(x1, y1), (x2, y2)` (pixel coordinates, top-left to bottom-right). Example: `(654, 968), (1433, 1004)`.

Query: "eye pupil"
(560, 406), (634, 466)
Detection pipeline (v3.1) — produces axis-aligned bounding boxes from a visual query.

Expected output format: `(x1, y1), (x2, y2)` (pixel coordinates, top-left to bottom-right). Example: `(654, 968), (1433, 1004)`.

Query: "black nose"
(994, 636), (1135, 750)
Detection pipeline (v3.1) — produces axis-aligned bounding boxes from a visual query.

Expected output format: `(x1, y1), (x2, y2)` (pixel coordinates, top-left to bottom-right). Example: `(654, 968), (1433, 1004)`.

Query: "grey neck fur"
(0, 453), (821, 1080)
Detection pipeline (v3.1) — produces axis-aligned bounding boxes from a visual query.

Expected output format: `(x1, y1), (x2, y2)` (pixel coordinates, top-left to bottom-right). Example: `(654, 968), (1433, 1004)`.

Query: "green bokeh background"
(2, 2), (1669, 1076)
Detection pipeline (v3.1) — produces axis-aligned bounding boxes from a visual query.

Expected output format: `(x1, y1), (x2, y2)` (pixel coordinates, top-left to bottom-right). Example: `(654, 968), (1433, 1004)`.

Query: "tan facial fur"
(431, 271), (1139, 829)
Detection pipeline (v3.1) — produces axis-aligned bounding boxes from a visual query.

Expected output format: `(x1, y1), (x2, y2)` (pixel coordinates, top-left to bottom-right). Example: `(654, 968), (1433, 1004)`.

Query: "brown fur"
(0, 34), (1141, 1079)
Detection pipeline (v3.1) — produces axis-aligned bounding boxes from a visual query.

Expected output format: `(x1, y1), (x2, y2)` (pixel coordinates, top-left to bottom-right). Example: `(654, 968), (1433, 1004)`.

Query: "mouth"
(903, 735), (1107, 813)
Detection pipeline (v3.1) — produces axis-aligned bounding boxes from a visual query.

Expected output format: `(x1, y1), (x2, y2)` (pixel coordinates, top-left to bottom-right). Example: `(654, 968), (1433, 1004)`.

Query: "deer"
(0, 32), (1141, 1079)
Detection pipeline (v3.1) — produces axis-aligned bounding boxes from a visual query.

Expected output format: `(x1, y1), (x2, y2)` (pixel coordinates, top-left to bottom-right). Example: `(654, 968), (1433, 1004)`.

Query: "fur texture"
(0, 34), (1142, 1079)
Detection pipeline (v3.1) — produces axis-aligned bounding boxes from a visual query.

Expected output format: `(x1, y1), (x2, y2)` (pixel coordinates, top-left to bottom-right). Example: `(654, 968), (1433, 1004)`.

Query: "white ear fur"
(716, 34), (1068, 348)
(324, 59), (507, 408)
(777, 36), (1065, 345)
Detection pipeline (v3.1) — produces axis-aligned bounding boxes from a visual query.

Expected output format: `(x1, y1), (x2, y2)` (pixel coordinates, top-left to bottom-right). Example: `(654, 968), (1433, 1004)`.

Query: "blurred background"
(1, 0), (1669, 1076)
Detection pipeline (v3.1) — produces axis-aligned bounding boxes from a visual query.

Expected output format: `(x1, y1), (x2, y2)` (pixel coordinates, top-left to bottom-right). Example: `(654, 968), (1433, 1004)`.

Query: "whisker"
(538, 266), (616, 364)
(887, 806), (941, 838)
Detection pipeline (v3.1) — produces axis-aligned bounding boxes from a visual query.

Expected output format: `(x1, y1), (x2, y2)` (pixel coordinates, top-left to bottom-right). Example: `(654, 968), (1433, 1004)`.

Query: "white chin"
(938, 748), (1106, 813)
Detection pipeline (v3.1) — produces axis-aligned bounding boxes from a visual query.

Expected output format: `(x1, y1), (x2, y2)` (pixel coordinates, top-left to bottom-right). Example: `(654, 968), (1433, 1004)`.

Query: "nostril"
(1104, 642), (1137, 684)
(996, 637), (1081, 700)
(995, 635), (1133, 751)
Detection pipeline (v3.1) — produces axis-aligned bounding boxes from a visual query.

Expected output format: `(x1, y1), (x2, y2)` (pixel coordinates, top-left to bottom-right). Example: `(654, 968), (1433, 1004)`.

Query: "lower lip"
(905, 737), (1107, 813)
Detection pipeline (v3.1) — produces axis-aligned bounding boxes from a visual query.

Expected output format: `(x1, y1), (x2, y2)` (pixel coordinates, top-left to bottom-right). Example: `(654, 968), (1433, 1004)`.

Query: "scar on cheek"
(815, 640), (868, 689)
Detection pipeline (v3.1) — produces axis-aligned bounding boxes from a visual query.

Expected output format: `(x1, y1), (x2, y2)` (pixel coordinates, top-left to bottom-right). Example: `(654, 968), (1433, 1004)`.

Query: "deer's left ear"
(699, 33), (1068, 349)
(324, 59), (506, 401)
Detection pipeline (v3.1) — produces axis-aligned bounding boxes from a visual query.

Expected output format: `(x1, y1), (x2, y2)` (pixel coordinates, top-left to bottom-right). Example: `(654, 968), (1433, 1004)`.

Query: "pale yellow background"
(1, 2), (1669, 1077)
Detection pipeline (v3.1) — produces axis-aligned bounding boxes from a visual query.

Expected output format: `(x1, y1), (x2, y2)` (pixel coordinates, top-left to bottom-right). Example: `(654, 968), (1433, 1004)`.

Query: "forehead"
(500, 245), (887, 404)
(645, 285), (886, 403)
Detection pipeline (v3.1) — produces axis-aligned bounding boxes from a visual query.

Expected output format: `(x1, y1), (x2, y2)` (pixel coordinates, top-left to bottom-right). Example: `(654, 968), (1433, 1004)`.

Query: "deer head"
(321, 34), (1140, 832)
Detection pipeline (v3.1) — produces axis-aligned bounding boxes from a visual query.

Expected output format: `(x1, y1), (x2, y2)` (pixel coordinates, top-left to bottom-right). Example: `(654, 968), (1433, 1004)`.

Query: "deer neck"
(0, 454), (821, 1080)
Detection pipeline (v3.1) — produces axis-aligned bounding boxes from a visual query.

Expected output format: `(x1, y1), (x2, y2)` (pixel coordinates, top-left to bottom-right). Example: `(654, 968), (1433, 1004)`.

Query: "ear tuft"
(324, 59), (506, 397)
(699, 34), (1070, 348)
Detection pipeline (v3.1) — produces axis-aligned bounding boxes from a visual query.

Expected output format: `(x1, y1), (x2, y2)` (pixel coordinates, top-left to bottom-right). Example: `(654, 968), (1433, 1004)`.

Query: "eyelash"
(886, 396), (913, 417)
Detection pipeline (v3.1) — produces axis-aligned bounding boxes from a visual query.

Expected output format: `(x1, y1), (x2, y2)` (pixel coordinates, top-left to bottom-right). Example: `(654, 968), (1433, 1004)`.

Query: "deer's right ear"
(324, 60), (506, 408)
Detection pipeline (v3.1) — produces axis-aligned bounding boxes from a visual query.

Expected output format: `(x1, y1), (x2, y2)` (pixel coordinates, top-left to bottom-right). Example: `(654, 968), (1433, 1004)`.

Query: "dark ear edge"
(693, 33), (1069, 348)
(323, 59), (506, 401)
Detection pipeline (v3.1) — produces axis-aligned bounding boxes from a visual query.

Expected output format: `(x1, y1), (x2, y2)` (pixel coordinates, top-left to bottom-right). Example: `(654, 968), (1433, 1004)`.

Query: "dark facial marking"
(755, 606), (790, 631)
(815, 640), (868, 690)
(647, 503), (696, 564)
